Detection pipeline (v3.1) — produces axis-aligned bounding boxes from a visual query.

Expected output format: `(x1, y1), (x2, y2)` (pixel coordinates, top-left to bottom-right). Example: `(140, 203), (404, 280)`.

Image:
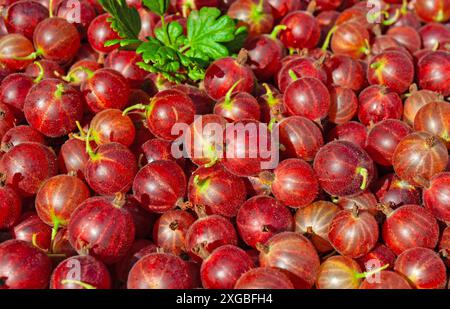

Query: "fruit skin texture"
(327, 121), (368, 149)
(236, 195), (294, 248)
(367, 51), (414, 94)
(403, 89), (442, 126)
(185, 212), (238, 261)
(382, 204), (439, 255)
(271, 158), (319, 208)
(328, 86), (358, 125)
(418, 51), (450, 96)
(0, 73), (34, 121)
(331, 22), (370, 59)
(279, 11), (320, 49)
(0, 239), (52, 289)
(127, 253), (192, 289)
(33, 17), (81, 64)
(35, 174), (90, 227)
(132, 160), (186, 213)
(204, 55), (254, 100)
(90, 109), (136, 147)
(199, 245), (254, 289)
(258, 232), (320, 289)
(325, 54), (366, 92)
(316, 255), (362, 289)
(85, 142), (137, 196)
(58, 138), (90, 179)
(358, 243), (396, 271)
(365, 119), (413, 166)
(188, 164), (246, 218)
(313, 140), (375, 197)
(68, 196), (135, 264)
(414, 0), (450, 23)
(0, 184), (21, 230)
(295, 201), (340, 253)
(82, 68), (130, 113)
(12, 214), (52, 251)
(234, 267), (294, 289)
(394, 247), (447, 289)
(358, 85), (403, 125)
(24, 79), (84, 138)
(359, 271), (412, 289)
(392, 132), (448, 186)
(0, 142), (58, 196)
(0, 34), (35, 70)
(277, 116), (324, 161)
(87, 13), (120, 53)
(413, 101), (450, 148)
(4, 0), (48, 39)
(328, 209), (379, 258)
(1, 125), (46, 151)
(50, 255), (111, 289)
(283, 77), (330, 121)
(423, 172), (450, 222)
(153, 209), (195, 256)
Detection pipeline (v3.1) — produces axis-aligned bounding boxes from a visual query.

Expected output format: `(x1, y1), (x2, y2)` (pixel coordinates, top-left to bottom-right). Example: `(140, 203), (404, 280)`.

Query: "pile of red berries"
(0, 0), (449, 290)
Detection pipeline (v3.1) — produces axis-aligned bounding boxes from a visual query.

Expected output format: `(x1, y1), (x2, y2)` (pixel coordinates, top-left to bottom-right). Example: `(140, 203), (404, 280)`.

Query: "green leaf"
(223, 26), (248, 54)
(154, 22), (185, 49)
(143, 0), (169, 16)
(184, 7), (237, 61)
(98, 0), (141, 39)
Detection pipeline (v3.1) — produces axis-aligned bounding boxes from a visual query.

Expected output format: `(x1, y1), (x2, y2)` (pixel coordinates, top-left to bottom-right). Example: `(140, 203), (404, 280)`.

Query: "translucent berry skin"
(365, 119), (413, 166)
(359, 271), (412, 289)
(68, 196), (135, 264)
(367, 51), (414, 94)
(4, 0), (48, 39)
(272, 158), (319, 208)
(90, 109), (136, 147)
(24, 79), (84, 138)
(418, 51), (450, 96)
(313, 140), (375, 197)
(132, 160), (186, 213)
(87, 13), (120, 53)
(204, 56), (255, 101)
(0, 240), (52, 289)
(127, 253), (192, 289)
(234, 267), (294, 289)
(414, 0), (450, 23)
(0, 34), (35, 71)
(279, 11), (320, 49)
(0, 73), (33, 121)
(0, 142), (58, 196)
(327, 121), (368, 149)
(12, 214), (52, 251)
(188, 164), (246, 218)
(357, 85), (403, 126)
(236, 195), (294, 248)
(283, 77), (330, 121)
(0, 184), (21, 230)
(33, 17), (81, 64)
(85, 143), (137, 196)
(328, 209), (379, 258)
(316, 256), (362, 289)
(382, 205), (439, 255)
(50, 255), (111, 289)
(394, 247), (447, 289)
(403, 89), (442, 126)
(277, 116), (324, 161)
(258, 232), (320, 289)
(82, 69), (130, 113)
(392, 132), (448, 187)
(423, 172), (450, 222)
(328, 86), (358, 125)
(331, 22), (370, 59)
(199, 245), (254, 289)
(413, 101), (450, 148)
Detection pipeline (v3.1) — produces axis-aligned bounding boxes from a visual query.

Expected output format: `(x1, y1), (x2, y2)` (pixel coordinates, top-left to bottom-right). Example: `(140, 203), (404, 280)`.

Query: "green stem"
(270, 25), (287, 40)
(51, 219), (60, 246)
(356, 167), (369, 190)
(321, 25), (338, 51)
(75, 121), (86, 139)
(61, 280), (96, 289)
(49, 0), (54, 17)
(122, 103), (147, 116)
(31, 233), (46, 252)
(354, 264), (390, 279)
(268, 117), (277, 132)
(288, 69), (298, 81)
(400, 0), (408, 15)
(262, 83), (277, 107)
(383, 9), (400, 26)
(85, 127), (98, 160)
(54, 83), (65, 99)
(222, 79), (242, 108)
(193, 175), (211, 194)
(33, 61), (45, 83)
(13, 50), (41, 61)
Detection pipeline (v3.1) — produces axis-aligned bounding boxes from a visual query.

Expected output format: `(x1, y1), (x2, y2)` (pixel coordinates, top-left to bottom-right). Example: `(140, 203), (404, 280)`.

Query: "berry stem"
(356, 167), (369, 190)
(122, 103), (147, 116)
(32, 61), (45, 83)
(321, 25), (338, 51)
(61, 279), (97, 289)
(112, 192), (126, 208)
(255, 243), (269, 254)
(192, 242), (210, 260)
(49, 0), (54, 17)
(85, 127), (99, 160)
(54, 83), (65, 99)
(270, 25), (287, 40)
(354, 263), (390, 279)
(383, 9), (400, 25)
(223, 79), (242, 108)
(288, 69), (298, 81)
